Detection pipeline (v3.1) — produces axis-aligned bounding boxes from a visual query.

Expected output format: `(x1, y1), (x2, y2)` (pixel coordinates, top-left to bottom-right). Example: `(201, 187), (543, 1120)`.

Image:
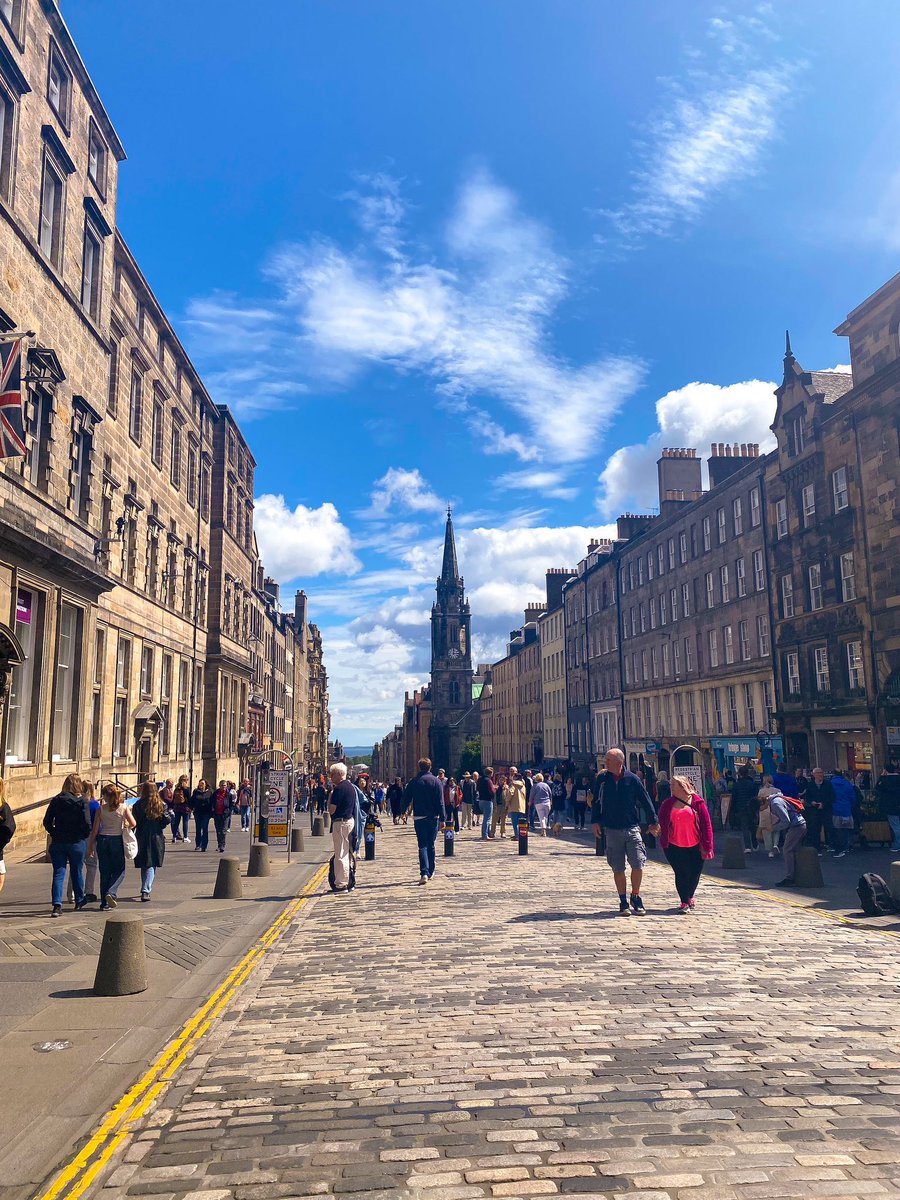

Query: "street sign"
(256, 768), (291, 846)
(676, 765), (704, 800)
(645, 741), (661, 753)
(888, 726), (900, 747)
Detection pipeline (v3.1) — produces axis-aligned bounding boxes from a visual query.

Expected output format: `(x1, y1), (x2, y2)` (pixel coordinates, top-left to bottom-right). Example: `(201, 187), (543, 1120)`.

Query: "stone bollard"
(890, 862), (900, 907)
(248, 842), (271, 878)
(312, 815), (326, 837)
(291, 827), (305, 853)
(721, 833), (747, 869)
(93, 915), (148, 996)
(213, 855), (243, 899)
(793, 845), (824, 887)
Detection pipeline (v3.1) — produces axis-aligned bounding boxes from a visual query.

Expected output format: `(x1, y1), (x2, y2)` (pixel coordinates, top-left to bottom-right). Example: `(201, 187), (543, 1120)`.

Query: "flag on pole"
(0, 338), (27, 458)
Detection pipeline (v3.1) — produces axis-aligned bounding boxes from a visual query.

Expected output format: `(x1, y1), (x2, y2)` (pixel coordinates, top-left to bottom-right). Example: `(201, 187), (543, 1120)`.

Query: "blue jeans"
(141, 866), (156, 893)
(888, 814), (900, 849)
(415, 816), (438, 877)
(480, 801), (494, 838)
(240, 806), (251, 831)
(213, 814), (228, 850)
(195, 814), (210, 849)
(97, 834), (126, 899)
(50, 840), (86, 906)
(510, 812), (523, 838)
(172, 812), (189, 839)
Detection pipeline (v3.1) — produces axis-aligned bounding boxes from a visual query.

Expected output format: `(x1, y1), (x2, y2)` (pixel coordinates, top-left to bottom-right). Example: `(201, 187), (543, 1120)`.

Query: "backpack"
(857, 873), (896, 917)
(328, 852), (357, 892)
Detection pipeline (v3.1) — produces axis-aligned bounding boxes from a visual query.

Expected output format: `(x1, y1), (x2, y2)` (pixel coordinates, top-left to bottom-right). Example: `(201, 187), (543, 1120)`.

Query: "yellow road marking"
(35, 861), (330, 1200)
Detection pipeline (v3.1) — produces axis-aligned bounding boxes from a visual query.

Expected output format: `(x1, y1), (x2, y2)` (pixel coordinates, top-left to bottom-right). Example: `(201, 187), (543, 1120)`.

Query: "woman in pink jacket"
(657, 775), (714, 913)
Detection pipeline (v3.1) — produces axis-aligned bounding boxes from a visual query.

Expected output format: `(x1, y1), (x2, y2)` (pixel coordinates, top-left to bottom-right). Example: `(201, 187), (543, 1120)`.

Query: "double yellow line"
(35, 861), (329, 1200)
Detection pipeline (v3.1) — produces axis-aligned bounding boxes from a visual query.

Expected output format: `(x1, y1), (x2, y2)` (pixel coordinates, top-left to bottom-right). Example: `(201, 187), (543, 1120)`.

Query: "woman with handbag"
(87, 783), (136, 910)
(657, 774), (715, 913)
(134, 781), (170, 902)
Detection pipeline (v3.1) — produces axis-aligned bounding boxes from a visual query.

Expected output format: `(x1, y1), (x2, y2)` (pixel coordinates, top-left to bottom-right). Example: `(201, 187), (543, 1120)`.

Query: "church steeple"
(440, 506), (460, 585)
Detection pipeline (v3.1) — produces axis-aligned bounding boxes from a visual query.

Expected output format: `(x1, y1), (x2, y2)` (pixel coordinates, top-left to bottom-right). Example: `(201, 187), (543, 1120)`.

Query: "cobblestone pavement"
(94, 824), (900, 1200)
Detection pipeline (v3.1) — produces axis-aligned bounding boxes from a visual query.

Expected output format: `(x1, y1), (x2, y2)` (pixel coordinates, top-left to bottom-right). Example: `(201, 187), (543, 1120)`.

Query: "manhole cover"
(33, 1040), (73, 1052)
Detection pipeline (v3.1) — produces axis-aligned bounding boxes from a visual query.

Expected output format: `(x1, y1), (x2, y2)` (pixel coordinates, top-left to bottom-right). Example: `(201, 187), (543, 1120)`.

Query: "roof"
(809, 371), (854, 405)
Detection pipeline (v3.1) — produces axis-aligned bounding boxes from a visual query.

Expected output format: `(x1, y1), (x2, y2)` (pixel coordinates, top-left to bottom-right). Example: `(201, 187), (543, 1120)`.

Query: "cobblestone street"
(83, 823), (900, 1200)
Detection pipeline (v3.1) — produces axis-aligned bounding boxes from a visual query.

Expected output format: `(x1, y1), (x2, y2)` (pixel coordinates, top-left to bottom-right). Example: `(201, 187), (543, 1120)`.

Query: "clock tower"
(428, 508), (476, 772)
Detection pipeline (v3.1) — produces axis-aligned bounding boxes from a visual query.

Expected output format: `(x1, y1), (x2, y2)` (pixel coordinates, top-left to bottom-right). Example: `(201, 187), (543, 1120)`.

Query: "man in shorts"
(592, 748), (659, 916)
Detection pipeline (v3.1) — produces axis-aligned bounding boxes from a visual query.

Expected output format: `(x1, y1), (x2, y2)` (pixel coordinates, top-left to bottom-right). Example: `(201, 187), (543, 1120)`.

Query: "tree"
(459, 735), (482, 776)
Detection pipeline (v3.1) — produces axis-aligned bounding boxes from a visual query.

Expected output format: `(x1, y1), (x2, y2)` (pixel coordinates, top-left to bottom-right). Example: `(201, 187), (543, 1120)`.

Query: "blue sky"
(68, 0), (900, 743)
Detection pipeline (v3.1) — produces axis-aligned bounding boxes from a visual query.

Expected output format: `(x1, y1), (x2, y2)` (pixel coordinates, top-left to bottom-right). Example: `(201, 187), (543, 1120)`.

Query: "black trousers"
(664, 844), (704, 903)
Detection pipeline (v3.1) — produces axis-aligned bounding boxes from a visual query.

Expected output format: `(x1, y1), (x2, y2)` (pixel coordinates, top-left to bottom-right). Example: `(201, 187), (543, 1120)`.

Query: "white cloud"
(497, 469), (579, 502)
(253, 495), (360, 581)
(600, 12), (799, 245)
(597, 378), (778, 517)
(359, 467), (446, 519)
(825, 363), (852, 374)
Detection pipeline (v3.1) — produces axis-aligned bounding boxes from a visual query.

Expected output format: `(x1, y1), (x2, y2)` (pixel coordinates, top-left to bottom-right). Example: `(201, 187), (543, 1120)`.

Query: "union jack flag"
(0, 338), (27, 459)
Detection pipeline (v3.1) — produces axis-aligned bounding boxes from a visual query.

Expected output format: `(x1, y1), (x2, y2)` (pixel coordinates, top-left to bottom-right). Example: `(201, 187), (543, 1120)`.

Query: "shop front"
(709, 734), (784, 779)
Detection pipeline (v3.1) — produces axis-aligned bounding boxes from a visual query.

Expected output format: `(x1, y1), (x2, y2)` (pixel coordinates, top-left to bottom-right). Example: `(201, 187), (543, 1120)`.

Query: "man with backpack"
(768, 787), (806, 886)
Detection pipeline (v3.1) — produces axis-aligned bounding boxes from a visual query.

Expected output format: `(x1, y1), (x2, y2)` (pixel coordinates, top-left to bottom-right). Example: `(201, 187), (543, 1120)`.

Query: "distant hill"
(342, 746), (373, 759)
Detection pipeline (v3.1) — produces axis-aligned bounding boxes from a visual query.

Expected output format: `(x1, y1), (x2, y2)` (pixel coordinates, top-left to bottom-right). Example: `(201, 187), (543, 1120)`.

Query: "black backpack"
(328, 852), (356, 892)
(857, 873), (895, 917)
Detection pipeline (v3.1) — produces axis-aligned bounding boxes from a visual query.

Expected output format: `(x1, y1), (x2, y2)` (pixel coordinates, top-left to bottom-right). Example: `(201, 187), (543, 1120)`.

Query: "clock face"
(448, 648), (461, 660)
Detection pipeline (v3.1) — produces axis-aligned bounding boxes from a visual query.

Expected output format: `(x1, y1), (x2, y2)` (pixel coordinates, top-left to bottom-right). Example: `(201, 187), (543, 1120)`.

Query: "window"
(736, 557), (747, 597)
(649, 601), (656, 630)
(128, 366), (143, 442)
(753, 549), (765, 592)
(47, 43), (71, 125)
(641, 650), (648, 681)
(744, 683), (756, 731)
(637, 557), (644, 586)
(187, 444), (197, 507)
(668, 538), (676, 570)
(840, 552), (856, 602)
(701, 689), (710, 734)
(847, 641), (863, 690)
(651, 647), (659, 679)
(151, 397), (164, 465)
(140, 645), (153, 696)
(657, 545), (665, 576)
(787, 412), (804, 457)
(51, 600), (80, 758)
(750, 487), (761, 527)
(708, 629), (719, 668)
(679, 532), (687, 564)
(647, 551), (654, 581)
(81, 223), (102, 318)
(814, 646), (830, 692)
(757, 614), (770, 657)
(662, 642), (670, 676)
(775, 498), (788, 538)
(832, 466), (849, 512)
(6, 589), (39, 762)
(705, 572), (715, 610)
(781, 574), (794, 618)
(88, 122), (107, 192)
(639, 603), (646, 633)
(627, 561), (634, 591)
(808, 563), (823, 611)
(739, 620), (751, 661)
(113, 695), (128, 757)
(681, 581), (690, 618)
(673, 639), (681, 675)
(116, 636), (131, 689)
(720, 564), (730, 604)
(802, 484), (816, 526)
(702, 516), (711, 552)
(713, 687), (723, 734)
(733, 497), (743, 535)
(171, 418), (183, 488)
(728, 685), (740, 734)
(0, 80), (15, 204)
(688, 689), (697, 730)
(107, 337), (119, 416)
(723, 625), (734, 664)
(670, 587), (678, 621)
(38, 155), (65, 266)
(717, 507), (726, 544)
(159, 653), (172, 756)
(659, 593), (667, 625)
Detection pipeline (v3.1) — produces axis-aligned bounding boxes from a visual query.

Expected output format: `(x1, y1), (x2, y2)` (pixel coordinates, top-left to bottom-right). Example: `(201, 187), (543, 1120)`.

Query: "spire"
(784, 329), (795, 364)
(440, 506), (460, 584)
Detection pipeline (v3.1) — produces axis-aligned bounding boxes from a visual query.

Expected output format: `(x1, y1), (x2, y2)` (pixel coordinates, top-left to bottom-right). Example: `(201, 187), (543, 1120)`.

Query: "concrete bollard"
(248, 842), (271, 878)
(291, 827), (305, 853)
(213, 855), (243, 898)
(890, 862), (900, 906)
(793, 845), (825, 887)
(312, 815), (326, 837)
(721, 833), (747, 869)
(93, 915), (148, 996)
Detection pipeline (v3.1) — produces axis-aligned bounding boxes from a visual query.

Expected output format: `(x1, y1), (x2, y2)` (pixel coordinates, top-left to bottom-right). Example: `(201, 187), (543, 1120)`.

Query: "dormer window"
(787, 410), (805, 457)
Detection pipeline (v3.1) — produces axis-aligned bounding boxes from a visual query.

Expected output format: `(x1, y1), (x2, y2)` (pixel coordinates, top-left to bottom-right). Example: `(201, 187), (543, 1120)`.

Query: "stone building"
(306, 623), (329, 772)
(487, 640), (518, 768)
(538, 570), (570, 763)
(767, 274), (900, 775)
(618, 448), (778, 779)
(585, 544), (622, 757)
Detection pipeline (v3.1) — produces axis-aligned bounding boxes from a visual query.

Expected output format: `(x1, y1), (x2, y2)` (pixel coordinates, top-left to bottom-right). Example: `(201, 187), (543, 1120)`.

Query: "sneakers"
(767, 850), (777, 858)
(107, 895), (118, 908)
(140, 892), (150, 902)
(679, 901), (691, 913)
(618, 898), (631, 916)
(74, 898), (89, 911)
(83, 893), (98, 904)
(688, 898), (696, 909)
(183, 837), (191, 844)
(419, 874), (428, 885)
(99, 901), (109, 911)
(832, 851), (846, 859)
(630, 894), (646, 916)
(51, 904), (62, 918)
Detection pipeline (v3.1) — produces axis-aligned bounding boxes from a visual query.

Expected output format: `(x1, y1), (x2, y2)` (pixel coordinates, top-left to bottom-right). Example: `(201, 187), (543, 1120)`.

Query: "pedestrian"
(403, 757), (446, 884)
(0, 777), (14, 895)
(226, 780), (237, 831)
(564, 775), (576, 824)
(803, 767), (835, 854)
(550, 772), (567, 831)
(160, 778), (174, 834)
(657, 774), (715, 912)
(327, 763), (356, 892)
(757, 788), (779, 856)
(477, 767), (496, 840)
(460, 772), (477, 829)
(655, 772), (671, 805)
(212, 780), (232, 852)
(829, 771), (856, 859)
(87, 783), (136, 911)
(374, 781), (386, 814)
(133, 781), (170, 902)
(573, 775), (590, 830)
(387, 777), (405, 824)
(730, 765), (762, 851)
(772, 759), (799, 798)
(591, 748), (659, 916)
(876, 762), (900, 852)
(530, 773), (552, 834)
(66, 781), (101, 904)
(768, 786), (806, 885)
(505, 767), (527, 840)
(490, 775), (508, 839)
(172, 775), (191, 843)
(43, 773), (92, 917)
(237, 778), (252, 831)
(312, 776), (328, 829)
(445, 776), (461, 832)
(191, 778), (213, 851)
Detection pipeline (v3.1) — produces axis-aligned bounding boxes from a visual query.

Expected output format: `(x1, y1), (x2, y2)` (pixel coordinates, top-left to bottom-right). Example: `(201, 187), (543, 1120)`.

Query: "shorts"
(605, 825), (647, 872)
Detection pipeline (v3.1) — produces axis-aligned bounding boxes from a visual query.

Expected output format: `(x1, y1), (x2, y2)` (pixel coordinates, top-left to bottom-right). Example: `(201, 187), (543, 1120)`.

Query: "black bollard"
(518, 818), (528, 856)
(444, 822), (455, 857)
(364, 818), (376, 862)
